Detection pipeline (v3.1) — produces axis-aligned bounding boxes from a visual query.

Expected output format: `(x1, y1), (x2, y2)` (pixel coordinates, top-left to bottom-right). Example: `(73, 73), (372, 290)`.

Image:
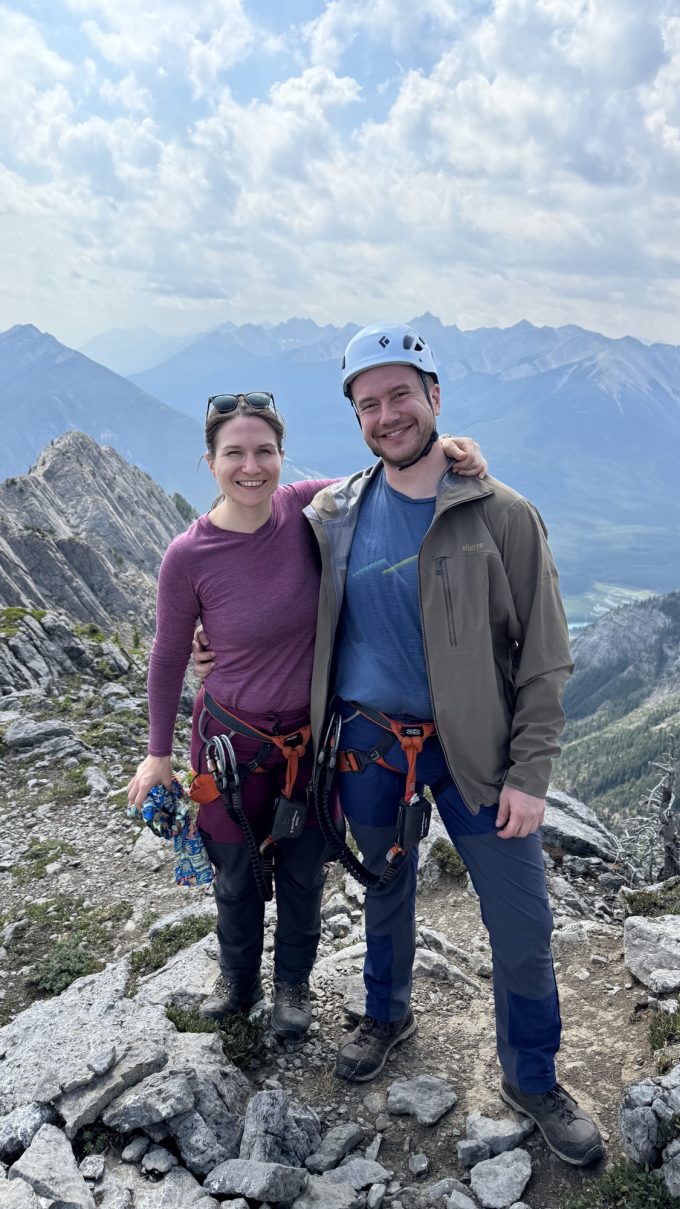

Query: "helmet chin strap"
(397, 369), (438, 470)
(397, 427), (439, 470)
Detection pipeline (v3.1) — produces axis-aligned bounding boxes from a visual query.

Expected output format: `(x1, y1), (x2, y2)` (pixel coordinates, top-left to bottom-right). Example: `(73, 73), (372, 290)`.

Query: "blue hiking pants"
(337, 707), (561, 1094)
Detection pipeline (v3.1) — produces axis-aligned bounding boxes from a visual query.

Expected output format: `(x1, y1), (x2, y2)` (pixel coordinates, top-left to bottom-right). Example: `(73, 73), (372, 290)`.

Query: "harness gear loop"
(205, 731), (274, 902)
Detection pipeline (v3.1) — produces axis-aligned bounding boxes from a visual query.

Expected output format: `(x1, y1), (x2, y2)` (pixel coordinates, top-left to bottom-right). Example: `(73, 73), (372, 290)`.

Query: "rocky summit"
(0, 430), (189, 634)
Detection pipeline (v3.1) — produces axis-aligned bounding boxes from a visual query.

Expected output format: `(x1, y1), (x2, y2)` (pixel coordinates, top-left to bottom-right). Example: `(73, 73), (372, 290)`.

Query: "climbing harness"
(191, 691), (312, 901)
(311, 703), (434, 890)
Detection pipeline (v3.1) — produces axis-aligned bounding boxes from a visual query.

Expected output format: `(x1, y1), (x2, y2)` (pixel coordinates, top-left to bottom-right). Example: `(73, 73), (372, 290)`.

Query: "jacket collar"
(308, 456), (496, 523)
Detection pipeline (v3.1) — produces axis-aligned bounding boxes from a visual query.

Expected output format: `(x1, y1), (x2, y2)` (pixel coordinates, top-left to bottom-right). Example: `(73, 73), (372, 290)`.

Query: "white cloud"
(303, 0), (471, 69)
(0, 0), (679, 346)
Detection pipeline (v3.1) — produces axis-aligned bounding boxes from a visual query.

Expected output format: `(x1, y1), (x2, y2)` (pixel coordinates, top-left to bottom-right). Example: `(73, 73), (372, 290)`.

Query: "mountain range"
(2, 315), (680, 611)
(554, 591), (680, 824)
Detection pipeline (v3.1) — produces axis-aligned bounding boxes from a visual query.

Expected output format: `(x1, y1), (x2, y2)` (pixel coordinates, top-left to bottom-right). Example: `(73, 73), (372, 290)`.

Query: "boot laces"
(356, 1015), (390, 1043)
(545, 1084), (578, 1123)
(278, 981), (309, 1005)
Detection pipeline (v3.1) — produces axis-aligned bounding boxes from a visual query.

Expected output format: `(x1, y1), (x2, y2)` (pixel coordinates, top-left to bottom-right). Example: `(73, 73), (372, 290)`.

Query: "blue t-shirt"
(333, 470), (435, 718)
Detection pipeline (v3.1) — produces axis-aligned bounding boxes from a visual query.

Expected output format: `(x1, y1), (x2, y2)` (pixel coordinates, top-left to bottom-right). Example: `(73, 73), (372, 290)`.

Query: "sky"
(1, 0), (679, 350)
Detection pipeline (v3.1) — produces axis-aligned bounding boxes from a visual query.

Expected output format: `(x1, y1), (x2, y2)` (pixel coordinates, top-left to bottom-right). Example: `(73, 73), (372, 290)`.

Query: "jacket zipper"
(436, 557), (457, 646)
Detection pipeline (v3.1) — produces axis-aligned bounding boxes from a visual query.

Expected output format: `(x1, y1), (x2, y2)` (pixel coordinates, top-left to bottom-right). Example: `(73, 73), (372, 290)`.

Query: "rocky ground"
(1, 615), (678, 1208)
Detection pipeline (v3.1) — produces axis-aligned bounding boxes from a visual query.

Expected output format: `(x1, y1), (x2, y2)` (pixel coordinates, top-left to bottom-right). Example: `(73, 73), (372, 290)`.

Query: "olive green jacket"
(303, 461), (573, 812)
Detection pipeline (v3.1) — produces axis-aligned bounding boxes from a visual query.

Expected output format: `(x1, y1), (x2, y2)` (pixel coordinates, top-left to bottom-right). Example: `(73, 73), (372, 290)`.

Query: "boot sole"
(335, 1015), (418, 1083)
(499, 1084), (604, 1167)
(272, 1020), (311, 1042)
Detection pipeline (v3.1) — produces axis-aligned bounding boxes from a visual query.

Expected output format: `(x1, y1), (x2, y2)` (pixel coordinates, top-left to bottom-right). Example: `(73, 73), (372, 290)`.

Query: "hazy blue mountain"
(0, 325), (321, 514)
(78, 326), (199, 376)
(4, 317), (680, 607)
(128, 316), (680, 599)
(0, 324), (216, 509)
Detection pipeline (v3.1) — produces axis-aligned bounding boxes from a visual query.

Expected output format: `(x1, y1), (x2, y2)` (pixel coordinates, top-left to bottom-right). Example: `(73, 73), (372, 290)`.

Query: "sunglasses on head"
(206, 392), (276, 422)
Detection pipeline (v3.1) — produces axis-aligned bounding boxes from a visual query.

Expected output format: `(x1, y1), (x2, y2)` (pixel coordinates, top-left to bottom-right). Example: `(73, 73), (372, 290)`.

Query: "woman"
(127, 392), (485, 1042)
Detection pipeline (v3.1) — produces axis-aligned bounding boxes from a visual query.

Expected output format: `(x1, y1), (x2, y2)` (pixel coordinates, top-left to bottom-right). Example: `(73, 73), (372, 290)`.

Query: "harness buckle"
(344, 747), (380, 774)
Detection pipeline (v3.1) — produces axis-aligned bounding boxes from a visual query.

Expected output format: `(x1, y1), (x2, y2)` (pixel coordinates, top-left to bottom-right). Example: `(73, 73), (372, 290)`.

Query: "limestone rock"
(624, 916), (680, 991)
(101, 1071), (196, 1132)
(325, 1159), (391, 1189)
(240, 1090), (289, 1162)
(0, 1104), (58, 1164)
(8, 1123), (95, 1209)
(306, 1124), (365, 1174)
(141, 1146), (178, 1175)
(3, 718), (75, 750)
(387, 1076), (457, 1126)
(457, 1138), (491, 1168)
(469, 1149), (532, 1209)
(542, 790), (617, 861)
(412, 949), (482, 993)
(204, 1158), (308, 1202)
(292, 1175), (359, 1209)
(0, 955), (173, 1124)
(445, 1193), (477, 1209)
(0, 1183), (45, 1208)
(133, 933), (221, 1014)
(465, 1111), (534, 1155)
(97, 1159), (220, 1208)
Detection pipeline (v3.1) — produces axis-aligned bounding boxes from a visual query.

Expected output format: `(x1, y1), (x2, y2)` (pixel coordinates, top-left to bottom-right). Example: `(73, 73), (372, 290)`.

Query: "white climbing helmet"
(341, 322), (439, 398)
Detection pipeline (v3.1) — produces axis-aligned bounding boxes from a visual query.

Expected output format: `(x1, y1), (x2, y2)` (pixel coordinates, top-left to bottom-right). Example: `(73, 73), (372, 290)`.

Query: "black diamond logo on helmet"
(378, 335), (390, 348)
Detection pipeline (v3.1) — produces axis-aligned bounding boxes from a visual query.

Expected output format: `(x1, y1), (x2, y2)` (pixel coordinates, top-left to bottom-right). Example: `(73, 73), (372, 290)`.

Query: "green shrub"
(626, 883), (680, 918)
(12, 839), (76, 885)
(0, 605), (28, 637)
(166, 1005), (220, 1034)
(429, 837), (467, 878)
(220, 1012), (267, 1068)
(27, 939), (102, 995)
(171, 492), (197, 525)
(73, 1123), (121, 1161)
(74, 622), (106, 642)
(650, 1009), (680, 1051)
(165, 1002), (267, 1068)
(129, 915), (216, 979)
(563, 1158), (680, 1208)
(13, 897), (133, 998)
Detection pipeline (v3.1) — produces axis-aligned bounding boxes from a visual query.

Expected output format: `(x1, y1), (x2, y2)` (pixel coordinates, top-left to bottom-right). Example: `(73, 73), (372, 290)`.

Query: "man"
(302, 322), (603, 1168)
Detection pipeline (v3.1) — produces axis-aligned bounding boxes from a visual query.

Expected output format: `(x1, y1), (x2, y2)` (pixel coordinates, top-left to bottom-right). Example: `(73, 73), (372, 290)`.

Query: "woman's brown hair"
(205, 401), (285, 458)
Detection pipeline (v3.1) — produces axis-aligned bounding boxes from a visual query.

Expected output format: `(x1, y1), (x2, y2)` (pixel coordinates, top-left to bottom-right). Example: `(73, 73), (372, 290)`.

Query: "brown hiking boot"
(335, 1009), (417, 1082)
(500, 1077), (604, 1167)
(271, 979), (312, 1041)
(199, 972), (264, 1022)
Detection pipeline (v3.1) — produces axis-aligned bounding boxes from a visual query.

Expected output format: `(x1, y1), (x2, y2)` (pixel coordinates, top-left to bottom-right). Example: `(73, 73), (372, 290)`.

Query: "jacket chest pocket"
(435, 557), (457, 646)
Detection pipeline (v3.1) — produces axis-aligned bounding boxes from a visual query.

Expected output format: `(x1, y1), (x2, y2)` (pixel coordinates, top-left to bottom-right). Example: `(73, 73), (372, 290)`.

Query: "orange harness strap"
(338, 702), (436, 803)
(202, 691), (311, 801)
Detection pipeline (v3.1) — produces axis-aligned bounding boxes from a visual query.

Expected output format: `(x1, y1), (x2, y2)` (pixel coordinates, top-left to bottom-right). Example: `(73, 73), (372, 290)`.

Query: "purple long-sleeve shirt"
(147, 480), (331, 756)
